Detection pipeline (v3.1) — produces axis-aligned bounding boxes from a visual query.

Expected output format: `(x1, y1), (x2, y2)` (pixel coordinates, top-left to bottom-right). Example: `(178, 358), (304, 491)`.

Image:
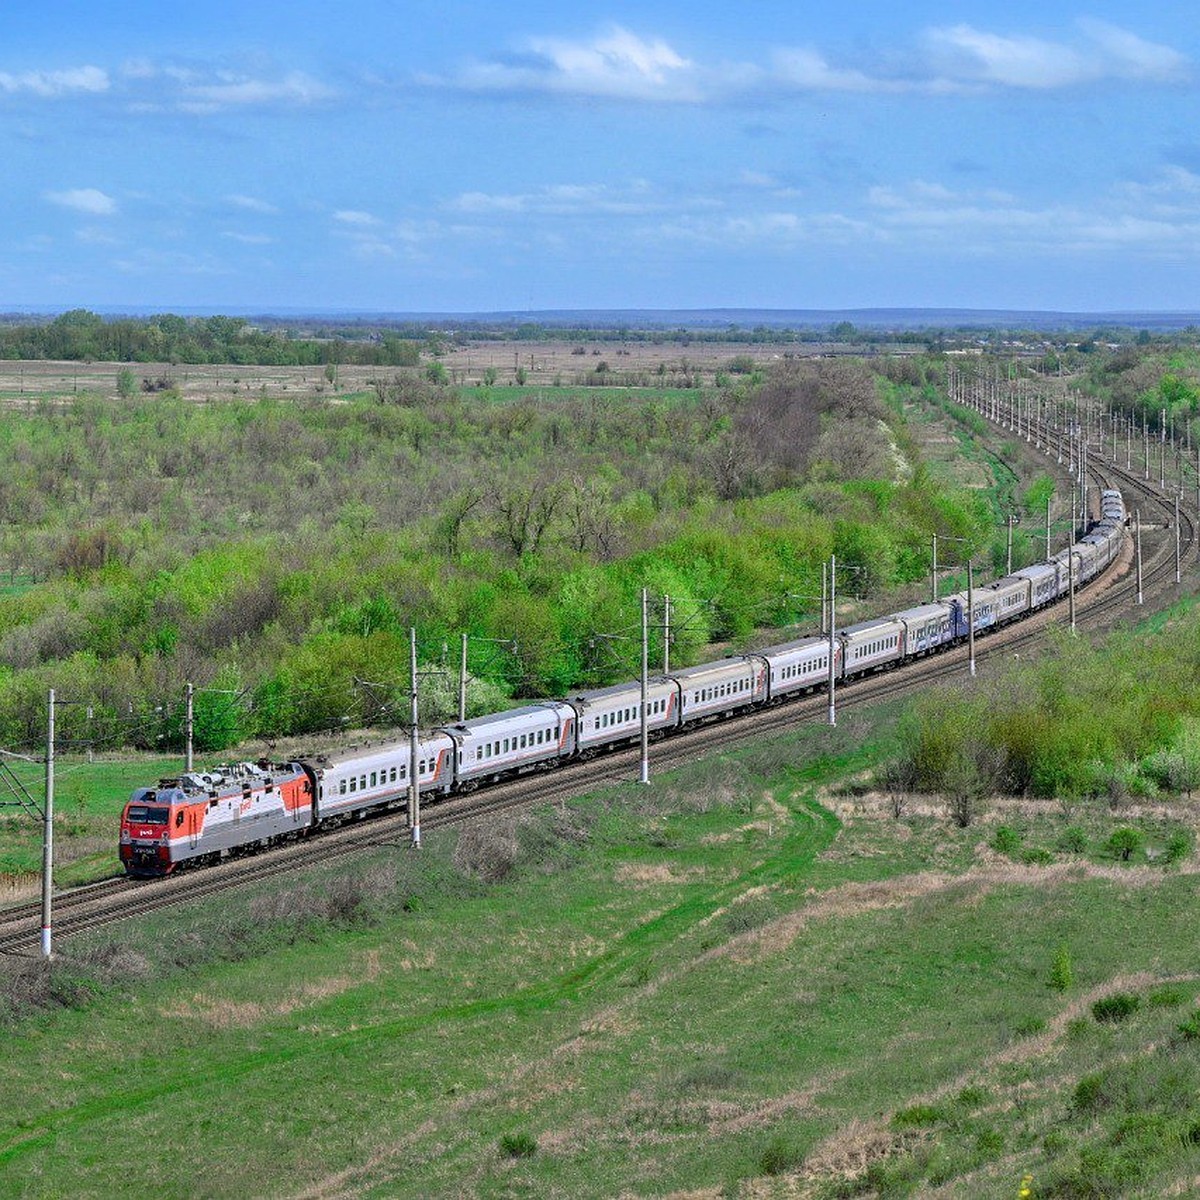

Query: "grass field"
(3, 695), (1200, 1198)
(0, 755), (180, 888)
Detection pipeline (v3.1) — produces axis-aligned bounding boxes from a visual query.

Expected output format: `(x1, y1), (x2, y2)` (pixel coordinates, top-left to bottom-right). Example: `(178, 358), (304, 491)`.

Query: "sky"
(3, 1), (1200, 315)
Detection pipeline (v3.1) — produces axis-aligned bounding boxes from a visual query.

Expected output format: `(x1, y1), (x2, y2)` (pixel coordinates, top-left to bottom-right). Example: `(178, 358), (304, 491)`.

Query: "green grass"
(2, 693), (1200, 1197)
(0, 755), (180, 882)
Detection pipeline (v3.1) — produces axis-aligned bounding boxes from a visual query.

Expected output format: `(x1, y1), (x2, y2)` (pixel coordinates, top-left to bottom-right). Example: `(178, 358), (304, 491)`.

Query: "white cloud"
(221, 231), (274, 245)
(333, 210), (381, 226)
(46, 188), (118, 216)
(770, 47), (896, 93)
(447, 181), (685, 217)
(226, 194), (280, 215)
(424, 20), (1189, 103)
(922, 20), (1189, 90)
(116, 60), (335, 113)
(178, 70), (335, 113)
(862, 174), (1200, 255)
(0, 66), (108, 96)
(75, 227), (119, 245)
(1078, 19), (1190, 83)
(426, 25), (704, 102)
(923, 26), (1088, 89)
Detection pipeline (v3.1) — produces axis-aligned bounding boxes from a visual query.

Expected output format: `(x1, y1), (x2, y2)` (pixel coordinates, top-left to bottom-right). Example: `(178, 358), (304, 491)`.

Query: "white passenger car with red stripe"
(567, 678), (680, 753)
(672, 656), (767, 723)
(307, 733), (455, 822)
(755, 636), (838, 700)
(440, 701), (576, 787)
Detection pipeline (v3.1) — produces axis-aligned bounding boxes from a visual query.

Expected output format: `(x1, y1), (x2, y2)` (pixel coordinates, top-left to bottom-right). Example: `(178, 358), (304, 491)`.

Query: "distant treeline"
(0, 309), (425, 367)
(6, 309), (1183, 366)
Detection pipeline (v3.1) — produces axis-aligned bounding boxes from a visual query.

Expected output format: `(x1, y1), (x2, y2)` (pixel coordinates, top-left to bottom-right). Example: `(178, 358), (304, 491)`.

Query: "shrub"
(1073, 1072), (1110, 1114)
(1092, 992), (1140, 1024)
(1177, 1010), (1200, 1041)
(1049, 945), (1074, 992)
(760, 1135), (804, 1176)
(1163, 831), (1191, 864)
(453, 820), (519, 883)
(1105, 827), (1144, 862)
(1058, 825), (1088, 854)
(1148, 985), (1188, 1009)
(498, 1132), (537, 1158)
(992, 825), (1021, 856)
(892, 1103), (943, 1128)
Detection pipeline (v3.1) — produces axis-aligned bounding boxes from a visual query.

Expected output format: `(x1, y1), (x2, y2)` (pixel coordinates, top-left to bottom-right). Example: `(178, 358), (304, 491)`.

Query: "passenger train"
(120, 490), (1127, 876)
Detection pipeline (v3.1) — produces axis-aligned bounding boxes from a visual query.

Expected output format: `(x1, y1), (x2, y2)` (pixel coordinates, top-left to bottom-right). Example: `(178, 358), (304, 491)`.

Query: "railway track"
(1, 406), (1194, 956)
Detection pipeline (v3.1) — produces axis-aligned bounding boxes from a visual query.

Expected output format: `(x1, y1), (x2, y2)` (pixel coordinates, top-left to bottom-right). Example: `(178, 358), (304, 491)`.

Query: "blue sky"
(4, 2), (1200, 314)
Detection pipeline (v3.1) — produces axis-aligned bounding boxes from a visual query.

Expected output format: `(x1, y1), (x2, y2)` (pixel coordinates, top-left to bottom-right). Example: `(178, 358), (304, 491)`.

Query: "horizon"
(4, 304), (1200, 333)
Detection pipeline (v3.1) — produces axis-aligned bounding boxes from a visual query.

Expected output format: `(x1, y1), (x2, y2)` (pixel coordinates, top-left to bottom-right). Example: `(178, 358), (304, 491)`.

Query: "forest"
(0, 353), (1018, 754)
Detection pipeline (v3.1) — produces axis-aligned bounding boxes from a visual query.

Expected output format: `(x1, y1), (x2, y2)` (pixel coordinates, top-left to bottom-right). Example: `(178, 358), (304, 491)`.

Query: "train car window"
(349, 778), (357, 793)
(175, 811), (185, 827)
(339, 780), (347, 795)
(360, 775), (366, 790)
(390, 768), (396, 782)
(370, 772), (377, 787)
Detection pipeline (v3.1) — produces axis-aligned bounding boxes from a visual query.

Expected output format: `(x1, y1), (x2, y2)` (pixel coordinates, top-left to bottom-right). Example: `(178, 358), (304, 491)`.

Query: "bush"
(1105, 827), (1144, 863)
(892, 1103), (943, 1128)
(1092, 992), (1141, 1024)
(1177, 1010), (1200, 1041)
(1073, 1072), (1111, 1114)
(1163, 831), (1191, 864)
(453, 820), (519, 883)
(1148, 984), (1188, 1008)
(1058, 825), (1088, 854)
(760, 1135), (804, 1176)
(1049, 944), (1074, 992)
(498, 1132), (537, 1158)
(992, 825), (1021, 856)
(1021, 846), (1055, 865)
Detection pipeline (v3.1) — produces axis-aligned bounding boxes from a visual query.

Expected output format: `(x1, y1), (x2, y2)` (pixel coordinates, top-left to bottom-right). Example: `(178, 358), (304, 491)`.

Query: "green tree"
(116, 368), (137, 399)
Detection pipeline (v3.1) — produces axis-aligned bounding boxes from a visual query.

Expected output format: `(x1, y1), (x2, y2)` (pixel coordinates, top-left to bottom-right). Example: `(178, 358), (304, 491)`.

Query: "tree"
(1106, 827), (1144, 862)
(116, 369), (137, 399)
(491, 477), (561, 558)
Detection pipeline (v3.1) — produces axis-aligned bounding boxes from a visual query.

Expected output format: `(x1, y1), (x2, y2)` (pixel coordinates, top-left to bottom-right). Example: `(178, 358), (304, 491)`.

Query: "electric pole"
(185, 682), (194, 773)
(41, 689), (55, 959)
(639, 588), (650, 785)
(827, 555), (837, 727)
(409, 628), (421, 848)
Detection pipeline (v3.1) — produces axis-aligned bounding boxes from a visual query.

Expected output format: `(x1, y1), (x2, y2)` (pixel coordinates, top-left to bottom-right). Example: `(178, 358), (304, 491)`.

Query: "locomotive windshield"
(126, 805), (169, 825)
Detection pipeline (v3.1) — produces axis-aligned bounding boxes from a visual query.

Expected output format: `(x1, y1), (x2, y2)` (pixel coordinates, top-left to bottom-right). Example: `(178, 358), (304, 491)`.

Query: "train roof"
(890, 603), (951, 623)
(564, 677), (675, 705)
(751, 633), (829, 657)
(668, 655), (758, 682)
(838, 614), (904, 638)
(438, 701), (575, 736)
(307, 735), (451, 770)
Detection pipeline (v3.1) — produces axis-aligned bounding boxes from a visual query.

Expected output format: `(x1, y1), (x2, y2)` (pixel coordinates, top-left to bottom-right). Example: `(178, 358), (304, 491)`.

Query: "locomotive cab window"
(127, 805), (169, 825)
